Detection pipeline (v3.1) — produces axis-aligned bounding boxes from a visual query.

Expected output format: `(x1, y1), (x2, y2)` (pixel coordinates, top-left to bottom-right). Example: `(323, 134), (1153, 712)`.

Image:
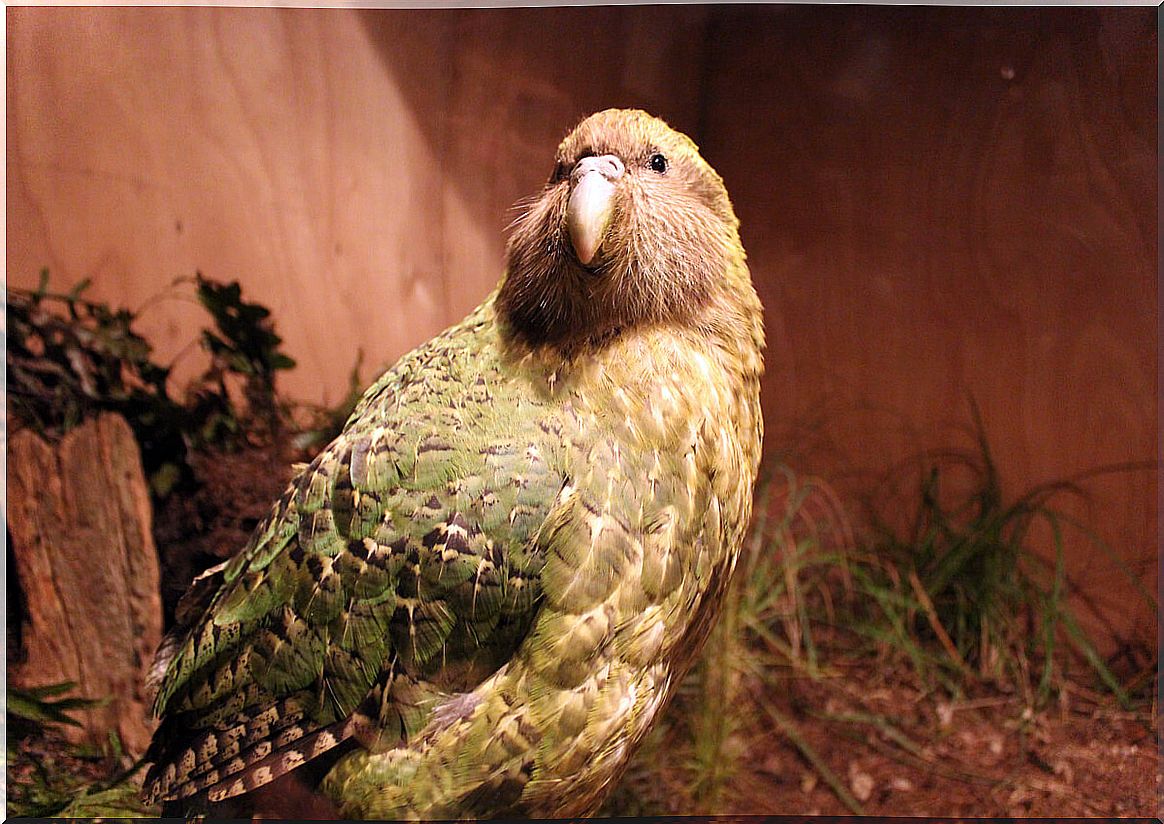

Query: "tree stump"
(8, 413), (162, 756)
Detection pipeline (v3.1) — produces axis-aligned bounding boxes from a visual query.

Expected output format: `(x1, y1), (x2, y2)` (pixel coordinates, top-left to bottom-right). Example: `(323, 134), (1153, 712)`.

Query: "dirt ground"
(611, 664), (1158, 817)
(743, 676), (1155, 817)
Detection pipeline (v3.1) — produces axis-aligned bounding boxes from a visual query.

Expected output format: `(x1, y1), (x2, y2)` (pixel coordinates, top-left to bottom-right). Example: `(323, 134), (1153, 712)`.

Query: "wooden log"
(8, 412), (162, 756)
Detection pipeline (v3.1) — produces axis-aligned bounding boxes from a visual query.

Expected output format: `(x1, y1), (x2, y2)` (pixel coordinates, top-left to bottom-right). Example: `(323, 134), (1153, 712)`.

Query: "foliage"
(193, 275), (296, 440)
(7, 682), (156, 818)
(6, 271), (296, 499)
(852, 401), (1155, 707)
(9, 681), (100, 733)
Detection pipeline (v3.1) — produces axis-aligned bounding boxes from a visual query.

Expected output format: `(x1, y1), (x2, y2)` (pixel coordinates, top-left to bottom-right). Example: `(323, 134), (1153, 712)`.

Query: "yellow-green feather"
(145, 108), (764, 818)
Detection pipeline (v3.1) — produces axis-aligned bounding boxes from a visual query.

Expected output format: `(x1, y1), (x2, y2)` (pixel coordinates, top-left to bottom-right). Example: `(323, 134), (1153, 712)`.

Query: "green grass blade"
(760, 701), (865, 814)
(1057, 606), (1131, 709)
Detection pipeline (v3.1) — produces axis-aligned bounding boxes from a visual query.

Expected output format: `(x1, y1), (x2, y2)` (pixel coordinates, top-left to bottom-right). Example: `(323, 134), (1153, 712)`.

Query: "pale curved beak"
(566, 154), (625, 266)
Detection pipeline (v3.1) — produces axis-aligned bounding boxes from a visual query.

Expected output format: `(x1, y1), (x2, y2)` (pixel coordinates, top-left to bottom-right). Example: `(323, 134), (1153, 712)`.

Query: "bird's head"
(499, 109), (754, 350)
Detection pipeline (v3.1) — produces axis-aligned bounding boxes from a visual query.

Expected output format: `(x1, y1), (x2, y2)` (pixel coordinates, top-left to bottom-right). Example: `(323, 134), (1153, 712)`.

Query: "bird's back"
(144, 300), (570, 809)
(146, 292), (760, 817)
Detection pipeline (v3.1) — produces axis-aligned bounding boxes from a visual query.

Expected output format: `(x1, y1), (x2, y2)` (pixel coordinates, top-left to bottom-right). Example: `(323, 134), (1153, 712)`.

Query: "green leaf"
(271, 352), (297, 370)
(67, 277), (93, 300)
(149, 462), (183, 499)
(8, 682), (99, 728)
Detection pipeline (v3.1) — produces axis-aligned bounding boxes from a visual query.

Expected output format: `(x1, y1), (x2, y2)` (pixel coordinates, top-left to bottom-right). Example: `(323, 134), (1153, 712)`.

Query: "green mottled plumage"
(144, 109), (763, 818)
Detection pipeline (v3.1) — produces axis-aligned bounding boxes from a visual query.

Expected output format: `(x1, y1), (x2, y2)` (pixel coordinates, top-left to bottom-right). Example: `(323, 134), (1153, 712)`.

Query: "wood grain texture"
(6, 6), (711, 405)
(8, 414), (162, 755)
(6, 6), (1156, 651)
(700, 5), (1157, 652)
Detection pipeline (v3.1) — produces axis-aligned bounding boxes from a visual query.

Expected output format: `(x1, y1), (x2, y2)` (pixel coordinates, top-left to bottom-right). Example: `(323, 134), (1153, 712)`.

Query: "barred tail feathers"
(143, 708), (354, 805)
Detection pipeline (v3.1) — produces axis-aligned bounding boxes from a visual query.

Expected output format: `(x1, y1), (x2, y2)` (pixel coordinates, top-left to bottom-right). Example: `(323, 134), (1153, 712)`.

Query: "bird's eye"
(649, 153), (668, 174)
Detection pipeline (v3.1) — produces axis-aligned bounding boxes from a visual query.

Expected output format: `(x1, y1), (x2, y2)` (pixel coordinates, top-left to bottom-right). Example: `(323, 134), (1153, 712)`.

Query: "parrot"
(142, 108), (764, 819)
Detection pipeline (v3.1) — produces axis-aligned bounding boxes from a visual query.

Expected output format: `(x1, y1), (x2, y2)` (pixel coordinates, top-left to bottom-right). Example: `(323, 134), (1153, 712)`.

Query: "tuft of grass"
(855, 400), (1154, 708)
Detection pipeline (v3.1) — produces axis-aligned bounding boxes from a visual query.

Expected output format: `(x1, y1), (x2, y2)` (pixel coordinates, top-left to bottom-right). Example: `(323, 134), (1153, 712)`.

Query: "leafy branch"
(6, 270), (297, 499)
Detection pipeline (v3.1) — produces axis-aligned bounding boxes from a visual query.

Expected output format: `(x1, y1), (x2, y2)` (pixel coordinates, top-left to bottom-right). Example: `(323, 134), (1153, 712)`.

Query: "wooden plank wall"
(701, 6), (1157, 655)
(7, 6), (1156, 652)
(7, 6), (713, 401)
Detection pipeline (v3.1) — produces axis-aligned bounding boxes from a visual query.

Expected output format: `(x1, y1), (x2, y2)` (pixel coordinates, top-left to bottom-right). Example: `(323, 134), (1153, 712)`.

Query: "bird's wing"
(143, 319), (565, 806)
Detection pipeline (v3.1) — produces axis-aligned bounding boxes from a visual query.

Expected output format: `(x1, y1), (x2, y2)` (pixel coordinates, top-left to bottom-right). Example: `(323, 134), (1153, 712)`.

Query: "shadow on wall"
(352, 5), (718, 319)
(691, 5), (1157, 653)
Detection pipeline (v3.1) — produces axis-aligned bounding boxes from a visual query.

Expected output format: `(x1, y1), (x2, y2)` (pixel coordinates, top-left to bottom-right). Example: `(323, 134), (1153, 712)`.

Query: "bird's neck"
(489, 270), (763, 411)
(495, 256), (763, 375)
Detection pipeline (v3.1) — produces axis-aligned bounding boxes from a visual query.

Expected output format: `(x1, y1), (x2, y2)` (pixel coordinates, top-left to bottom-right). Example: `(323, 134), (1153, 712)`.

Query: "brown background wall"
(7, 6), (1157, 651)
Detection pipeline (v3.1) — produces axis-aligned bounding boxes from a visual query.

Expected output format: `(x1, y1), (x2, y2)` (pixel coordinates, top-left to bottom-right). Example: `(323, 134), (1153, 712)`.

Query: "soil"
(738, 672), (1157, 817)
(151, 440), (309, 623)
(611, 657), (1158, 818)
